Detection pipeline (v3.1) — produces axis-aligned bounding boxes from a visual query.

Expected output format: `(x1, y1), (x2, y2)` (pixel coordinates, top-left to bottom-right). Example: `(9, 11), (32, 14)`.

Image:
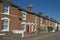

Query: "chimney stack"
(28, 4), (33, 11)
(45, 14), (49, 18)
(39, 11), (43, 16)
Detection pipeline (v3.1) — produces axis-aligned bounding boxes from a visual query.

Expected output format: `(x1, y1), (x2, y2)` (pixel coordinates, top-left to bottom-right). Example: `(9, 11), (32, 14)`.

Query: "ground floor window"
(22, 24), (26, 30)
(1, 17), (10, 31)
(21, 22), (26, 31)
(2, 19), (8, 29)
(34, 24), (37, 31)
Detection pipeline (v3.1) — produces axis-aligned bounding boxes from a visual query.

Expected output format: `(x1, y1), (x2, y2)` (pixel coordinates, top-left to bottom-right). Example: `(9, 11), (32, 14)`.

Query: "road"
(38, 32), (60, 40)
(21, 31), (60, 40)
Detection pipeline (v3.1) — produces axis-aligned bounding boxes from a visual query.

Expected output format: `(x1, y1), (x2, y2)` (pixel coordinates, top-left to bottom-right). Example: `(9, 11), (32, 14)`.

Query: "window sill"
(12, 30), (25, 34)
(0, 33), (6, 35)
(2, 13), (9, 15)
(22, 19), (26, 20)
(35, 21), (37, 22)
(40, 22), (42, 23)
(1, 29), (9, 32)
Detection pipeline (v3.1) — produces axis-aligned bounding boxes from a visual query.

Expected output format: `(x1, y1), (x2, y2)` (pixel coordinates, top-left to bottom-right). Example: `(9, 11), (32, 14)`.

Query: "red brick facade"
(0, 0), (58, 37)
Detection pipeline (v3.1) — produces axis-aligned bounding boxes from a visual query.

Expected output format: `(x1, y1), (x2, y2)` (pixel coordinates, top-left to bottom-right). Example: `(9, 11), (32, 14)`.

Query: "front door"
(26, 25), (29, 33)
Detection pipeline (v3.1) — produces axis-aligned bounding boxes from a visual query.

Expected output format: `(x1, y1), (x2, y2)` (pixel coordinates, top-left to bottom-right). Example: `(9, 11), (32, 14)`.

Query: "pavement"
(20, 31), (60, 40)
(1, 31), (60, 40)
(38, 31), (60, 40)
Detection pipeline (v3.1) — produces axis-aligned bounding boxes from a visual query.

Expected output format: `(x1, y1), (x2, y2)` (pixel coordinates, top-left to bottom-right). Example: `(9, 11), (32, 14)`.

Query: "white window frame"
(1, 17), (10, 32)
(22, 11), (27, 20)
(34, 23), (37, 31)
(55, 23), (57, 27)
(21, 22), (26, 31)
(49, 21), (50, 26)
(3, 3), (10, 15)
(46, 20), (48, 24)
(40, 18), (42, 23)
(34, 15), (37, 22)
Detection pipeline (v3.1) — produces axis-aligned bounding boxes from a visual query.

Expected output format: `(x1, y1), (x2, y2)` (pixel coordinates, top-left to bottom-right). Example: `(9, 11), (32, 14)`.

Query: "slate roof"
(0, 0), (58, 23)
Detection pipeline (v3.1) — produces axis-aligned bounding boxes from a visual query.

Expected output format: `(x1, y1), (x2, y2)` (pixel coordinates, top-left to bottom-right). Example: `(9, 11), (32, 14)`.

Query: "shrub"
(48, 26), (53, 32)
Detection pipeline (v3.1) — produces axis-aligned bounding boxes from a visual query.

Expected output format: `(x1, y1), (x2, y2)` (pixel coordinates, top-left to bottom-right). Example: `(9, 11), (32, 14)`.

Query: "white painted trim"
(12, 30), (24, 37)
(27, 22), (31, 25)
(31, 25), (33, 32)
(21, 22), (26, 24)
(1, 17), (10, 32)
(29, 24), (31, 33)
(55, 23), (58, 27)
(34, 15), (37, 22)
(1, 17), (10, 21)
(0, 33), (6, 35)
(49, 21), (50, 26)
(33, 23), (37, 31)
(34, 23), (37, 25)
(46, 20), (47, 24)
(12, 30), (24, 33)
(22, 11), (27, 14)
(22, 11), (27, 20)
(21, 22), (26, 32)
(3, 6), (10, 15)
(40, 18), (42, 23)
(31, 23), (34, 25)
(26, 22), (37, 32)
(1, 29), (9, 32)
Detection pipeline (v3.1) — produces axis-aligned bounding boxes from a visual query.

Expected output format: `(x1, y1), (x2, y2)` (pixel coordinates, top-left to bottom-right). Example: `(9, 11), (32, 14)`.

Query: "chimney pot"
(28, 4), (33, 11)
(45, 14), (49, 18)
(39, 11), (43, 16)
(29, 4), (33, 7)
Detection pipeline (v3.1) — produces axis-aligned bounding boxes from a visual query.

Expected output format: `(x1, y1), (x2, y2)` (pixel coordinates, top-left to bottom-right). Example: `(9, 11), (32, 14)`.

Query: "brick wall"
(36, 16), (40, 30)
(0, 2), (22, 33)
(0, 2), (4, 13)
(26, 13), (34, 23)
(42, 18), (46, 24)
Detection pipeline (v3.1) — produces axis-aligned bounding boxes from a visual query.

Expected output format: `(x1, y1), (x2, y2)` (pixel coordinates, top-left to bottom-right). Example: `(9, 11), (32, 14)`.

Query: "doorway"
(26, 25), (29, 33)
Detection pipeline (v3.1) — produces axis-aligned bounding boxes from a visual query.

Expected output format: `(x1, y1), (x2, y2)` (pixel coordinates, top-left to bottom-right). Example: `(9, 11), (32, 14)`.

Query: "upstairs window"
(40, 18), (42, 23)
(3, 3), (9, 15)
(22, 13), (26, 19)
(4, 5), (8, 13)
(22, 11), (27, 20)
(1, 17), (10, 31)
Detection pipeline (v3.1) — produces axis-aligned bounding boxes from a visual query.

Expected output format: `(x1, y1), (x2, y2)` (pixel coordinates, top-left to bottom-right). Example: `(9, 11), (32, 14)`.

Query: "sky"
(13, 0), (60, 22)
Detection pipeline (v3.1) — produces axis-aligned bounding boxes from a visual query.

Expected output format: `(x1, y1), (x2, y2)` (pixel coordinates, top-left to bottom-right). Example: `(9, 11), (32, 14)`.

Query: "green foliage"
(48, 26), (53, 32)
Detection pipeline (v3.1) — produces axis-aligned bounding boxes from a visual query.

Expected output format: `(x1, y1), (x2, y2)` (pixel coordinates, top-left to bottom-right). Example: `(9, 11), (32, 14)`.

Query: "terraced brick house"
(58, 23), (60, 30)
(0, 0), (59, 37)
(0, 0), (40, 37)
(48, 18), (58, 32)
(38, 11), (49, 31)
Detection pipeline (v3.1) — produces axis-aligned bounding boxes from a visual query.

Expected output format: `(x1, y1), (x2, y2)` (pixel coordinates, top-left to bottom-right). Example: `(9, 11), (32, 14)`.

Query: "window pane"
(2, 25), (8, 29)
(22, 24), (26, 30)
(2, 19), (8, 29)
(4, 4), (8, 13)
(22, 13), (26, 19)
(4, 9), (8, 13)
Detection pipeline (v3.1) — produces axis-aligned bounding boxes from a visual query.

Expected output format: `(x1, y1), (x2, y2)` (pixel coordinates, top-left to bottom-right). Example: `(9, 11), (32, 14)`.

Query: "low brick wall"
(0, 33), (22, 40)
